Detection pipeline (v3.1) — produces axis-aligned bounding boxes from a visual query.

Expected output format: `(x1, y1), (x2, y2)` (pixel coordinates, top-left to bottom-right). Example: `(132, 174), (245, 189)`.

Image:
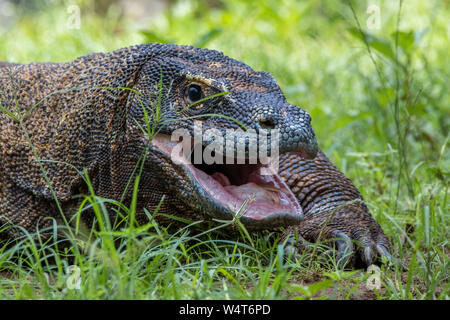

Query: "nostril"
(258, 117), (275, 129)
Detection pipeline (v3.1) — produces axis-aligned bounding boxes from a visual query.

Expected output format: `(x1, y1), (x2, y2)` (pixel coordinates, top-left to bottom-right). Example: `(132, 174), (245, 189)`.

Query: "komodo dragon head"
(0, 43), (317, 232)
(125, 44), (318, 229)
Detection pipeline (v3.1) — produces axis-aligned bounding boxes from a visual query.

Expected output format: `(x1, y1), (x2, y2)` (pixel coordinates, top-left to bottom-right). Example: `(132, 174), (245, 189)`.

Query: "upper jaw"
(288, 139), (318, 160)
(277, 108), (318, 159)
(150, 134), (309, 230)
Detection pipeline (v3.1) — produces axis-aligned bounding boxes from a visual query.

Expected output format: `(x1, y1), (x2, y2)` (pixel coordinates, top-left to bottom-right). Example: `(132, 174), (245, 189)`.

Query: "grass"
(0, 0), (448, 299)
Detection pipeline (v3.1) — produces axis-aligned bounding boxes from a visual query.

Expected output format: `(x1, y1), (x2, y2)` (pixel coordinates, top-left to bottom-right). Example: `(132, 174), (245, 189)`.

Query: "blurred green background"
(0, 0), (448, 299)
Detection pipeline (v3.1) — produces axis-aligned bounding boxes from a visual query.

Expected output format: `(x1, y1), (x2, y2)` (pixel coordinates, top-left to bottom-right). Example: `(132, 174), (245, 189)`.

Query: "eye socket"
(185, 84), (204, 104)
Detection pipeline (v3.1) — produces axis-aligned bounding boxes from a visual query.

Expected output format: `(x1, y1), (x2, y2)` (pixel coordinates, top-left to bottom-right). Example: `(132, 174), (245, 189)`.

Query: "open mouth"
(151, 134), (304, 228)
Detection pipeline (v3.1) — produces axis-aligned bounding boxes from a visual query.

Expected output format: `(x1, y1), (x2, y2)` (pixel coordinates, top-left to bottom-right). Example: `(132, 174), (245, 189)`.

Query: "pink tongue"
(212, 172), (231, 186)
(224, 183), (279, 205)
(212, 169), (291, 207)
(207, 167), (302, 219)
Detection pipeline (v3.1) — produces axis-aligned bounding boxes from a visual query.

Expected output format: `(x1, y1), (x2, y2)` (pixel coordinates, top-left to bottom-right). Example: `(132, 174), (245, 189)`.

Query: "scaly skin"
(0, 43), (390, 267)
(279, 151), (390, 267)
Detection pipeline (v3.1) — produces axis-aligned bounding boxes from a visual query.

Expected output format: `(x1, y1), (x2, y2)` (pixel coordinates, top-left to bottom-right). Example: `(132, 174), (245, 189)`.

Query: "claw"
(333, 231), (354, 268)
(363, 246), (375, 266)
(315, 231), (355, 268)
(282, 223), (394, 270)
(317, 249), (334, 265)
(283, 238), (301, 260)
(376, 244), (393, 266)
(282, 236), (310, 260)
(376, 244), (406, 270)
(376, 244), (391, 260)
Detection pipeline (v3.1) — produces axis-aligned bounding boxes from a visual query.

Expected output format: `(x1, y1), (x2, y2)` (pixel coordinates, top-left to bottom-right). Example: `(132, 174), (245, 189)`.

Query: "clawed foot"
(283, 231), (392, 269)
(281, 204), (393, 269)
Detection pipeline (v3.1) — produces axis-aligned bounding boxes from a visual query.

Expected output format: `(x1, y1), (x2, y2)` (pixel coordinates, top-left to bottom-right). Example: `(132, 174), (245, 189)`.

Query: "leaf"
(140, 30), (173, 44)
(374, 86), (395, 107)
(194, 27), (223, 48)
(394, 31), (415, 52)
(307, 279), (334, 294)
(330, 111), (373, 133)
(348, 27), (395, 61)
(0, 104), (19, 121)
(289, 279), (334, 299)
(158, 212), (196, 225)
(392, 29), (429, 55)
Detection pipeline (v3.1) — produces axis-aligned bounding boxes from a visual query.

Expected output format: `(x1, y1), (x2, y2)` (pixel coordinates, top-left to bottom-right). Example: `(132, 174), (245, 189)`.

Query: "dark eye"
(186, 84), (203, 104)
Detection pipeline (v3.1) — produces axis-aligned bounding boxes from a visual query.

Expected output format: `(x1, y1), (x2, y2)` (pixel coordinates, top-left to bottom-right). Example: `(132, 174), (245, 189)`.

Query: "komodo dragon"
(0, 43), (390, 267)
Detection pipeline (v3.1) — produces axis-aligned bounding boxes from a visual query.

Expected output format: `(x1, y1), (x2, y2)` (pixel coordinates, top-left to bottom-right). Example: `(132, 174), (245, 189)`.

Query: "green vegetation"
(0, 0), (448, 299)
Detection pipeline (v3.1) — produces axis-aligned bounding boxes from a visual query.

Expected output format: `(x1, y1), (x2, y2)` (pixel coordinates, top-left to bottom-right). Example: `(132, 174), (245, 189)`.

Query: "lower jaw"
(151, 134), (304, 227)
